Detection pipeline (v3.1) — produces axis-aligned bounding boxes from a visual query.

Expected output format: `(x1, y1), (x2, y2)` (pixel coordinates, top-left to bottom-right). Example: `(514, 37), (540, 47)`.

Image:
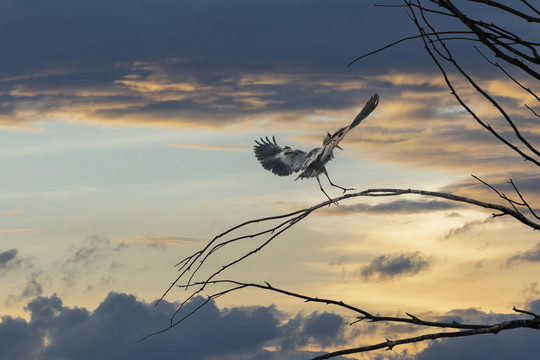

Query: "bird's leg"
(323, 170), (355, 194)
(316, 176), (338, 206)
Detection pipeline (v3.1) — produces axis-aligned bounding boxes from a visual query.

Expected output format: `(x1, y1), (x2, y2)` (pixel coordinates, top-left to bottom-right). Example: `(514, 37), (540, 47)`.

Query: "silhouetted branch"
(521, 0), (540, 16)
(144, 279), (540, 358)
(313, 315), (540, 359)
(468, 0), (540, 23)
(151, 187), (540, 337)
(347, 31), (475, 66)
(150, 2), (540, 357)
(526, 104), (540, 118)
(473, 46), (540, 104)
(434, 0), (540, 79)
(404, 1), (540, 164)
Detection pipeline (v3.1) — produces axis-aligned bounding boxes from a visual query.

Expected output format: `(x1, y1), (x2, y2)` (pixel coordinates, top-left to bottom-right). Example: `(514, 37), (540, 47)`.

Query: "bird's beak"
(337, 145), (344, 151)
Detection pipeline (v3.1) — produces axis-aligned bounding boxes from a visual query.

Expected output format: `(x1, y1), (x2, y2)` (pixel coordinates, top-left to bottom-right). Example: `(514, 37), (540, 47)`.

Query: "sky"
(0, 0), (539, 359)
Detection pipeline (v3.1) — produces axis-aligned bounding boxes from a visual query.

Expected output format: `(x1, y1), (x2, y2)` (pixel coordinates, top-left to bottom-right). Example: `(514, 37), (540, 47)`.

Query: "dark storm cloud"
(324, 199), (460, 215)
(361, 252), (430, 280)
(0, 292), (353, 360)
(506, 243), (540, 266)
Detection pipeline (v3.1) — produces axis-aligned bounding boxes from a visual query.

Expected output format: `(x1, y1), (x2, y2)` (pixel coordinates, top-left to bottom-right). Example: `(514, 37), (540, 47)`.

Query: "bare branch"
(521, 0), (540, 16)
(405, 1), (540, 163)
(526, 104), (540, 118)
(154, 186), (540, 332)
(513, 306), (540, 319)
(435, 0), (540, 79)
(143, 278), (540, 352)
(508, 179), (540, 220)
(467, 0), (540, 23)
(347, 31), (475, 66)
(474, 46), (540, 104)
(312, 317), (540, 359)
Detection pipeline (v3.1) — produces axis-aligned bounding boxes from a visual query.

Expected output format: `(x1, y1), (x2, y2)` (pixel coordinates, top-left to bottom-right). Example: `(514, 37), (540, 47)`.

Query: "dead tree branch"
(143, 278), (540, 359)
(149, 187), (540, 339)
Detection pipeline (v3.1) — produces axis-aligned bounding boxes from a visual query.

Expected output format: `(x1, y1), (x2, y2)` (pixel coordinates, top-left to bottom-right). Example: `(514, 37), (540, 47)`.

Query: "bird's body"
(254, 93), (379, 203)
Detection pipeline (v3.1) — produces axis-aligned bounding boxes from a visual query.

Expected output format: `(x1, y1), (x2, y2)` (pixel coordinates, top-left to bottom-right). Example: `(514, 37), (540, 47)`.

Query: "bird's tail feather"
(350, 93), (379, 129)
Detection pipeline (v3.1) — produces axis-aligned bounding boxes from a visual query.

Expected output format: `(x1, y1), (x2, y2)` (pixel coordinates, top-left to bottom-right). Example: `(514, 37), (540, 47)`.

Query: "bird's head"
(324, 131), (344, 150)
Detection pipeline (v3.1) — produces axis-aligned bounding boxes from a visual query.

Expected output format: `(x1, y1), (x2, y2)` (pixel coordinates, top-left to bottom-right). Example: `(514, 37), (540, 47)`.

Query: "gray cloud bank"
(0, 292), (351, 360)
(2, 292), (539, 360)
(377, 303), (540, 360)
(1, 0), (498, 130)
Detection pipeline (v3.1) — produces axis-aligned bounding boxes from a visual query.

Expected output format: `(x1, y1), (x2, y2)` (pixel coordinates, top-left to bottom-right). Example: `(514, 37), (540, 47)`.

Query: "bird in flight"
(254, 93), (379, 203)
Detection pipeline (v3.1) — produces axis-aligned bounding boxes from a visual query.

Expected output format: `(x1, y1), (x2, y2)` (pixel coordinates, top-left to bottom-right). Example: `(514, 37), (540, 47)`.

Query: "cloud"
(280, 311), (347, 351)
(169, 143), (249, 151)
(360, 252), (431, 280)
(1, 209), (24, 215)
(133, 235), (206, 250)
(64, 236), (126, 266)
(323, 199), (460, 215)
(0, 0), (400, 129)
(413, 317), (540, 360)
(61, 236), (128, 287)
(0, 249), (32, 276)
(0, 0), (536, 194)
(372, 299), (540, 360)
(5, 272), (43, 305)
(0, 292), (353, 360)
(442, 217), (494, 241)
(506, 243), (540, 266)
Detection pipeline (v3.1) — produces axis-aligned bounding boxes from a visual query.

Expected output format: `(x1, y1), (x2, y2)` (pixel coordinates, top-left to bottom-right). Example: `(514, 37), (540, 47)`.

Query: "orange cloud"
(1, 209), (24, 215)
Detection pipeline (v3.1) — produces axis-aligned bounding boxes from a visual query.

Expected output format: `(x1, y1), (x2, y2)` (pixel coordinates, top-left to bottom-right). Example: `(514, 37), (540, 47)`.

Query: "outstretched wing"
(322, 93), (379, 159)
(254, 136), (308, 176)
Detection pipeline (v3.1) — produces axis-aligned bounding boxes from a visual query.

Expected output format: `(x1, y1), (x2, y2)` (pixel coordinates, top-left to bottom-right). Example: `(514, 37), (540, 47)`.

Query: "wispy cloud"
(62, 236), (128, 287)
(322, 199), (460, 216)
(506, 243), (540, 266)
(137, 235), (206, 249)
(442, 217), (494, 241)
(169, 143), (248, 151)
(1, 209), (24, 215)
(4, 272), (43, 305)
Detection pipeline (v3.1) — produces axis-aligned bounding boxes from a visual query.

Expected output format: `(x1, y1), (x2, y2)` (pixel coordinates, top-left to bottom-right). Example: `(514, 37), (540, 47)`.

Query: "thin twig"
(312, 317), (540, 359)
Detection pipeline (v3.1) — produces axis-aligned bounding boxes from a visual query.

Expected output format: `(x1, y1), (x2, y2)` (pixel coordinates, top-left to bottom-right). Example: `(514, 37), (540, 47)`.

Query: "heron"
(253, 93), (379, 203)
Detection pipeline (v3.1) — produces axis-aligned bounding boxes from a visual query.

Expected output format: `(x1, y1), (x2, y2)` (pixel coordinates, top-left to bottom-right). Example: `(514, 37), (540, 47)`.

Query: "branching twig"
(142, 279), (540, 359)
(347, 31), (474, 66)
(312, 316), (540, 359)
(405, 0), (540, 164)
(152, 187), (540, 334)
